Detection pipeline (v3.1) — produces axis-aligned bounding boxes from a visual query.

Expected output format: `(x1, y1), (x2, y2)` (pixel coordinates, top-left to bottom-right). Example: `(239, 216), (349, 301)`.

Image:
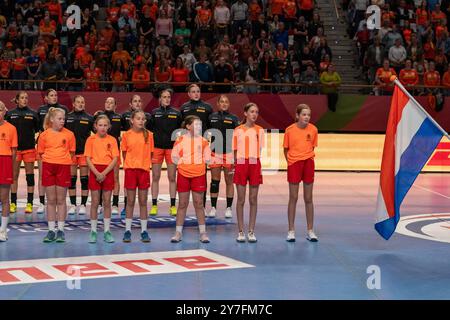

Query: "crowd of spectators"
(0, 0), (336, 94)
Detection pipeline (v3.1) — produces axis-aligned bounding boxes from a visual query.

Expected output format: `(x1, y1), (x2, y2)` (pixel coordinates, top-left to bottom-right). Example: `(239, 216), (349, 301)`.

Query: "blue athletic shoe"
(123, 230), (132, 243)
(140, 230), (151, 243)
(55, 230), (65, 243)
(43, 230), (56, 243)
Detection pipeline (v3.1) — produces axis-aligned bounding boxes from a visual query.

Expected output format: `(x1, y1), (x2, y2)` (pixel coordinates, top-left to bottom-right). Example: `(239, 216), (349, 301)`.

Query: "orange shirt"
(424, 71), (440, 86)
(172, 134), (210, 178)
(37, 128), (76, 165)
(121, 3), (136, 18)
(12, 57), (26, 71)
(79, 52), (93, 68)
(283, 1), (297, 19)
(416, 9), (428, 26)
(154, 67), (170, 82)
(112, 50), (132, 69)
(249, 3), (262, 21)
(197, 8), (211, 25)
(283, 123), (318, 165)
(84, 134), (119, 165)
(376, 67), (397, 84)
(436, 25), (446, 39)
(107, 7), (120, 23)
(171, 67), (189, 82)
(0, 121), (18, 156)
(233, 124), (265, 160)
(399, 69), (419, 86)
(132, 70), (150, 89)
(442, 71), (450, 87)
(431, 11), (446, 25)
(403, 28), (412, 44)
(271, 0), (286, 15)
(121, 129), (154, 171)
(299, 0), (314, 10)
(84, 67), (102, 91)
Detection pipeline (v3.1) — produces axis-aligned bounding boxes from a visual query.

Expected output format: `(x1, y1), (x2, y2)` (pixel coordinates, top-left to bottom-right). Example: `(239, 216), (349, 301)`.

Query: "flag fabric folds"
(375, 83), (444, 240)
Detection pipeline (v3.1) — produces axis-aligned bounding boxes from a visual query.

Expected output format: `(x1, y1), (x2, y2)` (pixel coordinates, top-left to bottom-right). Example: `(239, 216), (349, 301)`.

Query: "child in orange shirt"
(85, 115), (119, 243)
(233, 103), (264, 243)
(0, 101), (18, 242)
(121, 110), (154, 243)
(37, 107), (76, 243)
(283, 104), (318, 242)
(170, 115), (211, 243)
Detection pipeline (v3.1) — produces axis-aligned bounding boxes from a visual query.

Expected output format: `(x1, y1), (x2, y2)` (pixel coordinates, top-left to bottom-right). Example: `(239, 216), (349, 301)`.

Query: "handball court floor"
(1, 170), (450, 300)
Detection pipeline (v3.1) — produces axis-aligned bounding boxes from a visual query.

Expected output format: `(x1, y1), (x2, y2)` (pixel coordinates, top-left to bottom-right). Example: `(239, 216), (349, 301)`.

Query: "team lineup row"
(0, 84), (318, 244)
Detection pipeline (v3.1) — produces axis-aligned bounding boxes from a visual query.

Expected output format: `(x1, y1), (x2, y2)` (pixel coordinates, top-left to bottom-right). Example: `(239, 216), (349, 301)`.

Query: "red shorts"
(152, 148), (173, 165)
(233, 158), (263, 186)
(177, 172), (207, 193)
(42, 162), (71, 187)
(89, 164), (115, 191)
(287, 158), (315, 184)
(0, 155), (13, 185)
(16, 149), (36, 163)
(72, 155), (87, 166)
(209, 152), (233, 169)
(124, 168), (150, 190)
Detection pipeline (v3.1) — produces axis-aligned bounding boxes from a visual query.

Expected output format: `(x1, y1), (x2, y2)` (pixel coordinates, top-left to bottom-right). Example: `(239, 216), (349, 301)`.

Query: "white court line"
(413, 184), (450, 200)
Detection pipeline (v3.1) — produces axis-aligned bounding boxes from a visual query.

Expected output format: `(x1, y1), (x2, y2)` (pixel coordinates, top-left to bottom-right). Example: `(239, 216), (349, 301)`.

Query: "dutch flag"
(375, 80), (448, 240)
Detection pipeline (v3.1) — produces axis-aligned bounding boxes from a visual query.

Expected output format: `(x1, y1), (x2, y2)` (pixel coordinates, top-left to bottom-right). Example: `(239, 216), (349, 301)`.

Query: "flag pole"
(393, 78), (450, 139)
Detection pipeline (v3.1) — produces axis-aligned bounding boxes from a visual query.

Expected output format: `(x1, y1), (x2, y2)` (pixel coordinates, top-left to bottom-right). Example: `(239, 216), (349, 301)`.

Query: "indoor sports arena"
(0, 0), (449, 302)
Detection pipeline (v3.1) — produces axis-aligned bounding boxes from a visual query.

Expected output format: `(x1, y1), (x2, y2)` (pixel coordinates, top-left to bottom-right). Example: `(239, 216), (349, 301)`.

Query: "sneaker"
(247, 231), (257, 243)
(43, 230), (56, 243)
(170, 231), (182, 243)
(111, 206), (119, 215)
(78, 205), (87, 215)
(0, 230), (8, 242)
(199, 232), (210, 243)
(208, 207), (216, 218)
(169, 206), (177, 216)
(9, 203), (16, 214)
(236, 232), (246, 243)
(286, 230), (296, 242)
(68, 205), (77, 215)
(149, 205), (158, 216)
(123, 230), (132, 243)
(37, 203), (45, 214)
(25, 203), (33, 214)
(225, 207), (232, 219)
(307, 230), (318, 242)
(140, 230), (151, 242)
(56, 230), (65, 243)
(88, 231), (97, 243)
(104, 231), (115, 243)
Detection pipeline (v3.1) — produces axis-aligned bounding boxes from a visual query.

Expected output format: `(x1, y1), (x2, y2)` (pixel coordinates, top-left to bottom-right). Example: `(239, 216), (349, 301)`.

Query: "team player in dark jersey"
(36, 89), (68, 214)
(94, 97), (122, 215)
(65, 95), (94, 215)
(149, 87), (182, 216)
(180, 84), (213, 211)
(120, 94), (151, 216)
(5, 91), (39, 214)
(206, 95), (239, 218)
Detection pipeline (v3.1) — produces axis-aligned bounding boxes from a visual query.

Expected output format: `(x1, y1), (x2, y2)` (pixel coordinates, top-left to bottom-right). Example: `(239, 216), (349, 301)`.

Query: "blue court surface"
(0, 171), (449, 300)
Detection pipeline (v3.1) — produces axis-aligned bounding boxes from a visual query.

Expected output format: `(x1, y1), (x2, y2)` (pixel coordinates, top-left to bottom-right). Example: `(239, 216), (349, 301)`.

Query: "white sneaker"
(78, 205), (87, 215)
(247, 231), (257, 243)
(208, 207), (216, 218)
(37, 203), (45, 214)
(307, 230), (318, 242)
(112, 206), (119, 215)
(0, 230), (8, 242)
(225, 207), (232, 219)
(68, 205), (77, 215)
(286, 230), (296, 242)
(236, 232), (246, 243)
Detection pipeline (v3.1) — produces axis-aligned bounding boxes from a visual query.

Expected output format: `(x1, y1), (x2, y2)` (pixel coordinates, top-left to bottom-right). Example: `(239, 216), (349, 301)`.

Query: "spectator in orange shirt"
(423, 61), (443, 111)
(107, 0), (121, 31)
(111, 60), (127, 92)
(399, 59), (419, 94)
(11, 48), (27, 90)
(170, 115), (211, 243)
(79, 45), (93, 69)
(121, 110), (154, 243)
(171, 57), (190, 92)
(46, 0), (62, 24)
(431, 4), (446, 27)
(299, 0), (315, 21)
(37, 107), (76, 243)
(153, 58), (172, 83)
(121, 0), (137, 19)
(39, 15), (56, 45)
(374, 59), (397, 95)
(283, 104), (319, 242)
(232, 103), (264, 243)
(132, 63), (151, 91)
(283, 0), (297, 29)
(196, 1), (212, 29)
(111, 42), (132, 70)
(84, 60), (102, 91)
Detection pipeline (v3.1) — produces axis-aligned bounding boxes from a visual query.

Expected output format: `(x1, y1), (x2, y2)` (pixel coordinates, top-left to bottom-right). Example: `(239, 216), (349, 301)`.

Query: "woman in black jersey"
(36, 89), (68, 214)
(5, 91), (39, 214)
(149, 87), (182, 216)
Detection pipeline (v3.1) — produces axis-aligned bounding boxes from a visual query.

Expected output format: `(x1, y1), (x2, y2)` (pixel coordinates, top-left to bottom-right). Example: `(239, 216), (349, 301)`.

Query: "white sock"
(176, 226), (183, 233)
(125, 218), (132, 231)
(198, 224), (206, 233)
(141, 220), (147, 233)
(90, 220), (97, 232)
(0, 216), (8, 232)
(104, 218), (111, 232)
(48, 221), (56, 231)
(58, 221), (65, 231)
